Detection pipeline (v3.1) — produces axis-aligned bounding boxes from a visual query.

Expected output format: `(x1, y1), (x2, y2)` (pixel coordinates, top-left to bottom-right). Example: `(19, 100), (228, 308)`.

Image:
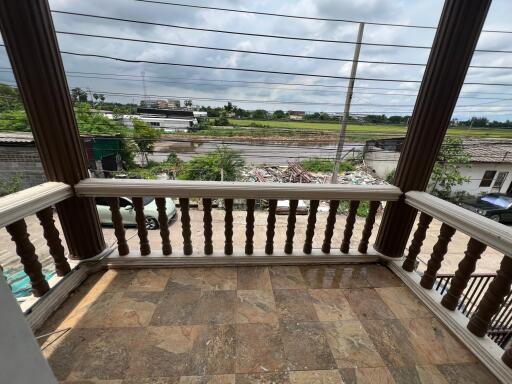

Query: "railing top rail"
(74, 178), (402, 201)
(0, 182), (73, 228)
(436, 272), (497, 278)
(405, 191), (512, 257)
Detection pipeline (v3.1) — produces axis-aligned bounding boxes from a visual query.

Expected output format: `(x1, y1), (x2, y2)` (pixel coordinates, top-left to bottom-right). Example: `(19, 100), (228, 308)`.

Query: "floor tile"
(308, 289), (357, 321)
(237, 267), (272, 290)
(344, 288), (395, 320)
(268, 266), (307, 289)
(235, 372), (291, 384)
(127, 269), (172, 291)
(274, 289), (318, 322)
(235, 323), (288, 373)
(129, 325), (199, 378)
(436, 363), (499, 384)
(361, 319), (421, 368)
(123, 378), (179, 384)
(62, 380), (124, 384)
(375, 287), (432, 319)
(90, 269), (137, 294)
(167, 268), (237, 291)
(185, 325), (236, 376)
(179, 375), (235, 384)
(388, 365), (448, 384)
(354, 367), (396, 384)
(322, 320), (384, 368)
(402, 317), (477, 365)
(105, 291), (162, 327)
(365, 265), (403, 288)
(300, 265), (370, 289)
(338, 369), (357, 384)
(236, 290), (278, 324)
(289, 370), (344, 383)
(280, 321), (337, 371)
(151, 290), (236, 325)
(66, 328), (146, 381)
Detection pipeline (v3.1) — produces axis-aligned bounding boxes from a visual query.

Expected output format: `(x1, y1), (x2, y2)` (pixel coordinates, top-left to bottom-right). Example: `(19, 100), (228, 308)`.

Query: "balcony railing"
(1, 178), (511, 383)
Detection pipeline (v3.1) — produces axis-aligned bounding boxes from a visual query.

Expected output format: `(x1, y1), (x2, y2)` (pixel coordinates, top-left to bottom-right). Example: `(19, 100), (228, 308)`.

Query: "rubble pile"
(243, 163), (387, 186)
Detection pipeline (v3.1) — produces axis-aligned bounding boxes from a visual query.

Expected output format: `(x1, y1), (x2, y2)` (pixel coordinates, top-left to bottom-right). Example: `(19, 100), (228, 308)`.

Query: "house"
(363, 137), (512, 196)
(288, 110), (305, 120)
(104, 107), (199, 132)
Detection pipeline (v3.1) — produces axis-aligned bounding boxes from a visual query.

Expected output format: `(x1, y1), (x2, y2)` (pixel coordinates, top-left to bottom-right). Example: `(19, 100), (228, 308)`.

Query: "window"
(119, 198), (132, 207)
(479, 170), (497, 187)
(95, 197), (110, 206)
(150, 121), (160, 127)
(492, 172), (509, 190)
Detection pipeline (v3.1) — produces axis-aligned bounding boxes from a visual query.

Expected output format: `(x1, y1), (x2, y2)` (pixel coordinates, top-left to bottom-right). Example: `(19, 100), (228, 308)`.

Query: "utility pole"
(331, 22), (365, 183)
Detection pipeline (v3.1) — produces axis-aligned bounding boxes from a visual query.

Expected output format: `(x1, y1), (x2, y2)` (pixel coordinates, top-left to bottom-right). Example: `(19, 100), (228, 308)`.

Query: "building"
(288, 110), (305, 120)
(363, 137), (512, 196)
(0, 132), (45, 190)
(104, 108), (199, 133)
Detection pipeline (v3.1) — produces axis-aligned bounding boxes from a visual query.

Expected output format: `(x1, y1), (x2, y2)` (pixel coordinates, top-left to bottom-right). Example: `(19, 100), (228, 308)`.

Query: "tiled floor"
(39, 264), (499, 384)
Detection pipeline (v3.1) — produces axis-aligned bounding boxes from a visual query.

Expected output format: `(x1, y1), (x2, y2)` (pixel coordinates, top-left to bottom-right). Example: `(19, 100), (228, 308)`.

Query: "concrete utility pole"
(331, 22), (365, 183)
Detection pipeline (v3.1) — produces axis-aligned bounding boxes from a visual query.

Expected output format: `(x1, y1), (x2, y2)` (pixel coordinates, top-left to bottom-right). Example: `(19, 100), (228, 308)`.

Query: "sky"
(2, 0), (512, 121)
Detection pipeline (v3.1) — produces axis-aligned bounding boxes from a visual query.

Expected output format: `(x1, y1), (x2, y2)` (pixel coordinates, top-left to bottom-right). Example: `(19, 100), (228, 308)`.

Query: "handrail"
(0, 182), (73, 228)
(405, 191), (512, 257)
(74, 178), (402, 201)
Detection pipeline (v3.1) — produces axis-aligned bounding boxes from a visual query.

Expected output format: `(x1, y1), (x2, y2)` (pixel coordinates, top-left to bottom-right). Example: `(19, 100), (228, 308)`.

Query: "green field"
(222, 118), (512, 139)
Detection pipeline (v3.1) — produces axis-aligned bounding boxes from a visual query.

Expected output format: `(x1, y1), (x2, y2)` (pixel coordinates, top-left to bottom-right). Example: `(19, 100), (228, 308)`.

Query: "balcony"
(1, 179), (511, 383)
(1, 1), (512, 383)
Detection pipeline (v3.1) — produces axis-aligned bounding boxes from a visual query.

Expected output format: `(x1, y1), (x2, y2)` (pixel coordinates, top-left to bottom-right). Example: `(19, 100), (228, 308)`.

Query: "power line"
(55, 30), (512, 70)
(131, 0), (512, 34)
(50, 10), (512, 53)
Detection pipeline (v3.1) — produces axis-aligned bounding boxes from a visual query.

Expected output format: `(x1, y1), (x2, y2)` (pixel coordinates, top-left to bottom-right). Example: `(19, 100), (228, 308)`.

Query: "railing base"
(387, 260), (512, 384)
(102, 249), (382, 268)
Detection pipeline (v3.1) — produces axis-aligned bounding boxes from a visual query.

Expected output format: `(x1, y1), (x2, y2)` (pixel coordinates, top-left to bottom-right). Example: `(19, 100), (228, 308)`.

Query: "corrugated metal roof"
(463, 139), (512, 164)
(0, 132), (34, 144)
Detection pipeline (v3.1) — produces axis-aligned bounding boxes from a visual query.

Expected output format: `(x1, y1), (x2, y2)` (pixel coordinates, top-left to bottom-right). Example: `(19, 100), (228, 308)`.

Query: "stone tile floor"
(38, 263), (499, 384)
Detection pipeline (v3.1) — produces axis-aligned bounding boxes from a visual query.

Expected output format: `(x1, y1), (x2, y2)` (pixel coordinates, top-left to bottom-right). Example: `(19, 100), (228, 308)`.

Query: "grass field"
(223, 118), (512, 139)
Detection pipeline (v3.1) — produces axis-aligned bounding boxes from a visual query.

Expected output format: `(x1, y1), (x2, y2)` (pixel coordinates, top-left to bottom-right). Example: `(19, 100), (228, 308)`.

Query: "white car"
(96, 197), (177, 230)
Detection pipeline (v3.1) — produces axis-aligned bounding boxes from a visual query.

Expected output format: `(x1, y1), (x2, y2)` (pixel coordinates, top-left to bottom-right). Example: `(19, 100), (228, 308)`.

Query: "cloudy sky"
(2, 0), (512, 120)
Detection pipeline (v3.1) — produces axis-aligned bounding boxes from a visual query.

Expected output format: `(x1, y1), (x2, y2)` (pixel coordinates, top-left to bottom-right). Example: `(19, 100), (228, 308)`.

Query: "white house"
(363, 137), (512, 196)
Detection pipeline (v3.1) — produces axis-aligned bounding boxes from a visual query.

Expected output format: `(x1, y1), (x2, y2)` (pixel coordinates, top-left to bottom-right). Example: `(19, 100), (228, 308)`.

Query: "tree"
(0, 110), (30, 131)
(224, 102), (234, 114)
(0, 174), (22, 196)
(0, 83), (23, 112)
(272, 110), (286, 119)
(429, 137), (471, 199)
(71, 87), (88, 103)
(184, 99), (193, 108)
(178, 145), (244, 181)
(212, 113), (229, 126)
(131, 117), (161, 166)
(252, 109), (268, 119)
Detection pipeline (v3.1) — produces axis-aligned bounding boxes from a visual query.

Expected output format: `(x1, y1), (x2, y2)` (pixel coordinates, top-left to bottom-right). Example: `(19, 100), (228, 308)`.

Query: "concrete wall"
(363, 147), (400, 179)
(0, 145), (46, 191)
(451, 163), (512, 196)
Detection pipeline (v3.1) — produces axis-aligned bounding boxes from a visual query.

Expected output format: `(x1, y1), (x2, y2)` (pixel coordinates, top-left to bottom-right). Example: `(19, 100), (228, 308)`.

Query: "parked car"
(459, 193), (512, 224)
(95, 197), (177, 229)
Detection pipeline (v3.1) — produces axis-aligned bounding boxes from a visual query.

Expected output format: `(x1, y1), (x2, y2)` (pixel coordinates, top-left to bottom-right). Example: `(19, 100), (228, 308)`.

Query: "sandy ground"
(0, 206), (504, 282)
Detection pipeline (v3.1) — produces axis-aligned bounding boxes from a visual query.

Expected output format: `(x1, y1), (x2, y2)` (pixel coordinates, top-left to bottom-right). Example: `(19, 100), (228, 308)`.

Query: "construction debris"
(243, 162), (387, 185)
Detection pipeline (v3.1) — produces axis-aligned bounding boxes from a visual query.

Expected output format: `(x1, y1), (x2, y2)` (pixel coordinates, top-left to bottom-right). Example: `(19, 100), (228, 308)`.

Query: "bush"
(212, 115), (229, 126)
(178, 145), (245, 181)
(385, 169), (396, 184)
(338, 200), (374, 217)
(300, 158), (354, 173)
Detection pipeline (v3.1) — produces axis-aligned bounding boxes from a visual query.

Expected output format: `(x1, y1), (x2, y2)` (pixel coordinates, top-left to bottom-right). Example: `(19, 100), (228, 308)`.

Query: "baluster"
(224, 199), (234, 255)
(502, 346), (512, 368)
(341, 200), (359, 254)
(265, 199), (277, 255)
(155, 198), (172, 255)
(245, 199), (255, 255)
(5, 219), (49, 297)
(403, 212), (433, 272)
(358, 200), (380, 254)
(420, 223), (456, 289)
(35, 207), (71, 275)
(284, 200), (298, 254)
(108, 197), (129, 256)
(441, 238), (487, 310)
(179, 198), (193, 255)
(467, 257), (512, 337)
(132, 197), (151, 256)
(321, 200), (340, 253)
(303, 200), (319, 254)
(203, 198), (213, 255)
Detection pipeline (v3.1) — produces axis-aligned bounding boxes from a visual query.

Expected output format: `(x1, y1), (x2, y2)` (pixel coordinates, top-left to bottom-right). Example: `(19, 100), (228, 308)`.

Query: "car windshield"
(480, 195), (512, 209)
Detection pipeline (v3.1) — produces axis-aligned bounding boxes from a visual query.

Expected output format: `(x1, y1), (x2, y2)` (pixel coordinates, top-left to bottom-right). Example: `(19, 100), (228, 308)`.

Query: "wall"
(0, 145), (46, 190)
(363, 147), (400, 179)
(452, 163), (512, 196)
